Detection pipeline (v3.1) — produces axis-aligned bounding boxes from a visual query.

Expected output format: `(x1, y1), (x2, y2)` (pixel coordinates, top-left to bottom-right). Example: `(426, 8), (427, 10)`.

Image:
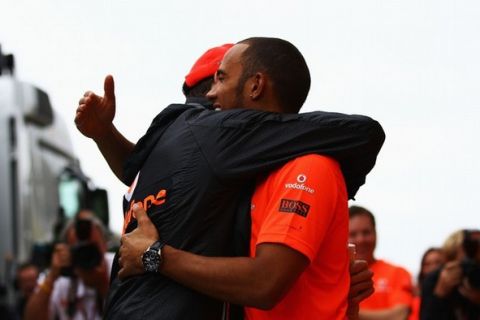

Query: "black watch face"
(143, 249), (160, 273)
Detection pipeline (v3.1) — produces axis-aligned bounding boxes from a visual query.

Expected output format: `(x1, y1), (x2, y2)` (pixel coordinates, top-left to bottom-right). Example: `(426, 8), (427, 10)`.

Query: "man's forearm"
(94, 124), (135, 183)
(24, 275), (55, 320)
(119, 206), (308, 310)
(159, 244), (308, 310)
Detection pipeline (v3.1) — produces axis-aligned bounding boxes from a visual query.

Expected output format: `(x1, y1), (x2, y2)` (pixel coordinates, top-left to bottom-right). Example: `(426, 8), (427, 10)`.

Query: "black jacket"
(104, 103), (385, 320)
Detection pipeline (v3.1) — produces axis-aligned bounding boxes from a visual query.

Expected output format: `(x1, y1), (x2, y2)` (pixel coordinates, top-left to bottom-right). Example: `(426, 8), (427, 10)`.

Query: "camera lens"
(70, 243), (102, 270)
(75, 219), (92, 241)
(462, 259), (480, 289)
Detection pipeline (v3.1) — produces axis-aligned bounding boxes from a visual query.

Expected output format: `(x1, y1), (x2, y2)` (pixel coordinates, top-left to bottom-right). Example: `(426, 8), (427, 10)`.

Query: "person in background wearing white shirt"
(24, 210), (114, 320)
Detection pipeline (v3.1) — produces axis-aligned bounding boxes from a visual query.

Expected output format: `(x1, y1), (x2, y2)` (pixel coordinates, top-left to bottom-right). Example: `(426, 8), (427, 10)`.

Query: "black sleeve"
(420, 270), (451, 320)
(188, 108), (385, 199)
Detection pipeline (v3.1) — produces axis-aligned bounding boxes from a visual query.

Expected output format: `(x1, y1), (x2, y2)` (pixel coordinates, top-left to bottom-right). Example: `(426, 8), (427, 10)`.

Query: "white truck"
(0, 45), (109, 307)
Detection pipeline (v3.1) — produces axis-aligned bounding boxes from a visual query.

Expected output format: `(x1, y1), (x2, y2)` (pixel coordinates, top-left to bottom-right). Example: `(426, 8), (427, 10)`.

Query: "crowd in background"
(0, 209), (116, 320)
(0, 37), (477, 320)
(348, 205), (480, 320)
(1, 204), (478, 319)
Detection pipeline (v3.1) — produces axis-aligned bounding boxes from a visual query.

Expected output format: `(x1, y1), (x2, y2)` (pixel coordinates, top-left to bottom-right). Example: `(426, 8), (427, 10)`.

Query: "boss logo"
(279, 199), (310, 217)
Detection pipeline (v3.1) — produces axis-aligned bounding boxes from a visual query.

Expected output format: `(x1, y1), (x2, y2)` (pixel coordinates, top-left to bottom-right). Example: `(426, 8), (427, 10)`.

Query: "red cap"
(184, 43), (234, 88)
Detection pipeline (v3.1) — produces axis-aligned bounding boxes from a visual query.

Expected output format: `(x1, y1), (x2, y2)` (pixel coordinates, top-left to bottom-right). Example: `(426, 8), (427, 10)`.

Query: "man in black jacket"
(76, 38), (382, 319)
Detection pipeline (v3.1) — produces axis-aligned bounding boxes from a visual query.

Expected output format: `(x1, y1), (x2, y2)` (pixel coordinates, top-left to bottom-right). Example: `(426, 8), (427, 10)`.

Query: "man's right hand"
(75, 75), (116, 139)
(118, 204), (160, 280)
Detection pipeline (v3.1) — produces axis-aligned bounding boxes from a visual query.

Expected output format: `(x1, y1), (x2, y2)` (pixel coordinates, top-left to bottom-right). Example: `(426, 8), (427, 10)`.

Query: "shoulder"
(274, 154), (342, 182)
(263, 154), (346, 207)
(161, 103), (196, 113)
(287, 154), (340, 168)
(186, 108), (304, 129)
(148, 103), (200, 126)
(186, 108), (267, 126)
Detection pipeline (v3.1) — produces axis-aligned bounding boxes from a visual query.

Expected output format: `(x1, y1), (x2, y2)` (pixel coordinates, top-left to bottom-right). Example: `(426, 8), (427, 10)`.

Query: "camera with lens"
(461, 230), (480, 289)
(61, 219), (103, 276)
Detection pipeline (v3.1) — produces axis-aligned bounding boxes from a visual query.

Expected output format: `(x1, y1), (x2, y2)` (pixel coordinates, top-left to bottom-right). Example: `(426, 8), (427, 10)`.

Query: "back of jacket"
(104, 104), (385, 320)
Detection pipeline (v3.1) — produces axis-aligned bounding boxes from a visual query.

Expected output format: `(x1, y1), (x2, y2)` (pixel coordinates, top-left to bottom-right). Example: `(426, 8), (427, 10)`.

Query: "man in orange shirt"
(348, 205), (414, 320)
(116, 38), (381, 319)
(244, 154), (349, 319)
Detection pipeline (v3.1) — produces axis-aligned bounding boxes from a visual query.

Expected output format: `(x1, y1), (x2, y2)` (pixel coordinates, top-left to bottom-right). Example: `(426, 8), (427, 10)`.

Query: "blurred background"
(1, 0), (478, 279)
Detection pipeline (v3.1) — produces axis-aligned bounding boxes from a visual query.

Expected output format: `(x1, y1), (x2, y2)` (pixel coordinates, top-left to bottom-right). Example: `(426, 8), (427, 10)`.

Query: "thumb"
(133, 204), (155, 231)
(351, 259), (368, 274)
(133, 204), (159, 238)
(104, 74), (115, 101)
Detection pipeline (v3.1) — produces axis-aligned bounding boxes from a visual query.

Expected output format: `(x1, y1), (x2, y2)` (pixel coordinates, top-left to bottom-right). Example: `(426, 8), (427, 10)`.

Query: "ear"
(249, 72), (267, 100)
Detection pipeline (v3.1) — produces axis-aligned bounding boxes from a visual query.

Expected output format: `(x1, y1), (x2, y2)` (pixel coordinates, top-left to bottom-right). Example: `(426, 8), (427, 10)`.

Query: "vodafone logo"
(297, 174), (307, 183)
(285, 174), (315, 194)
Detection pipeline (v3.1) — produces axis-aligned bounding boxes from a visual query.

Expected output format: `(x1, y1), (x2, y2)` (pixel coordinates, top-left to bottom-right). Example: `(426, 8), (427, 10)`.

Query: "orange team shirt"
(360, 260), (414, 310)
(244, 154), (350, 320)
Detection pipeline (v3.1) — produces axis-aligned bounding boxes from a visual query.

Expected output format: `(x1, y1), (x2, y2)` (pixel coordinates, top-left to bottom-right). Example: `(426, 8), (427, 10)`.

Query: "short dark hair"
(349, 205), (376, 229)
(237, 37), (311, 113)
(182, 77), (214, 98)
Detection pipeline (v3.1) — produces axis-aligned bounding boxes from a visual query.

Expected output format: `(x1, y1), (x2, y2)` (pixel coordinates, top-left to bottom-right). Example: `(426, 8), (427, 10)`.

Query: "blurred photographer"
(14, 262), (40, 318)
(24, 210), (114, 320)
(420, 229), (480, 320)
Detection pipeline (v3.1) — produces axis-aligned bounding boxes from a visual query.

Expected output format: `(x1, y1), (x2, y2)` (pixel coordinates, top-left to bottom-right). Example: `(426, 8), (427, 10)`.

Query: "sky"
(1, 0), (479, 278)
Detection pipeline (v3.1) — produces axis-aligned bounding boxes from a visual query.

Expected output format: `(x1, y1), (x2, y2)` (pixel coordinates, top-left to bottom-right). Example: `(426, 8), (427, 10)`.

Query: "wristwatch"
(141, 239), (166, 273)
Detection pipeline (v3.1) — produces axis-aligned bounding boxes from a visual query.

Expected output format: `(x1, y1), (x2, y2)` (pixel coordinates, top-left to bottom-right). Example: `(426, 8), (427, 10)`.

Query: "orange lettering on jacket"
(122, 189), (167, 235)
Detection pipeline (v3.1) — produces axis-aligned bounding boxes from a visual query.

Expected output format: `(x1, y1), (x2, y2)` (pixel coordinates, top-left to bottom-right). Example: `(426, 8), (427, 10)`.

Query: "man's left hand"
(118, 204), (159, 279)
(349, 259), (374, 304)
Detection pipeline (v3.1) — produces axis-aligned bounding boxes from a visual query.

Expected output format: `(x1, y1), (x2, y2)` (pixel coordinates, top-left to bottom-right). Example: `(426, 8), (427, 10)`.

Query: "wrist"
(39, 277), (55, 295)
(93, 123), (116, 141)
(157, 245), (174, 273)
